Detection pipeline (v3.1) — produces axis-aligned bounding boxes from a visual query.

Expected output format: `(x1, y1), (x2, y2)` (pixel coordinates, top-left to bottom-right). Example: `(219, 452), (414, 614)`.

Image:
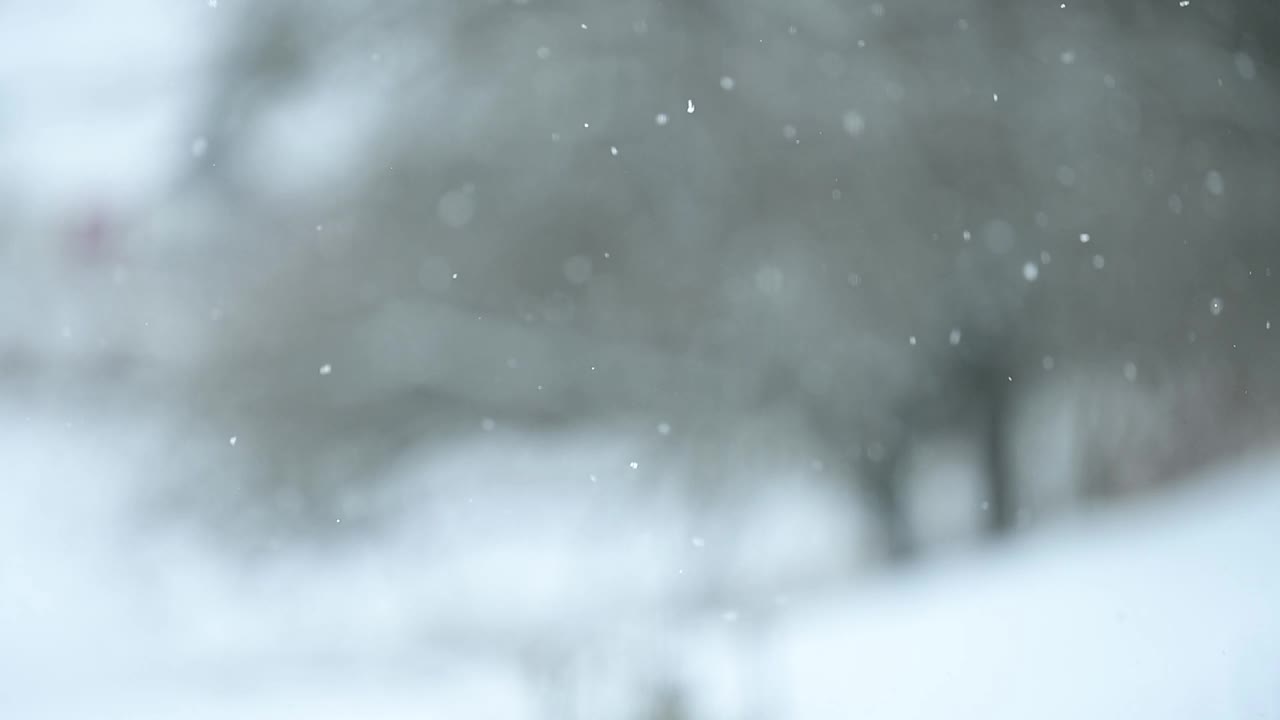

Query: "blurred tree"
(175, 0), (1280, 555)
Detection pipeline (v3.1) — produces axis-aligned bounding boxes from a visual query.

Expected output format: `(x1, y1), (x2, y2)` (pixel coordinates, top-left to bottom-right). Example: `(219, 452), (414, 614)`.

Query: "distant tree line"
(173, 0), (1280, 557)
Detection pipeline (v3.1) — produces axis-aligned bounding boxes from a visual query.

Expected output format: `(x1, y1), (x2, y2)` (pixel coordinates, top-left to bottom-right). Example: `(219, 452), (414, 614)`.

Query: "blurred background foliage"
(3, 0), (1280, 554)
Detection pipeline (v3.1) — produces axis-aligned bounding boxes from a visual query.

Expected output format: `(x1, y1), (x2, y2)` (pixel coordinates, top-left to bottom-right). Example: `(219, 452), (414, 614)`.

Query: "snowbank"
(1, 399), (1276, 719)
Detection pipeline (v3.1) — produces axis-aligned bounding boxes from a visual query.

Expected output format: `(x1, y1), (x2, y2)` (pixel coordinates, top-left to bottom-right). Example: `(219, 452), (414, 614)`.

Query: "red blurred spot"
(65, 207), (117, 266)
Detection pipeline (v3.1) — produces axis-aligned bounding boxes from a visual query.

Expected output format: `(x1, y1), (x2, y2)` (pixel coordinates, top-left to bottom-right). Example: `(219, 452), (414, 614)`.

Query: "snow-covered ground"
(1, 397), (1276, 719)
(759, 461), (1280, 720)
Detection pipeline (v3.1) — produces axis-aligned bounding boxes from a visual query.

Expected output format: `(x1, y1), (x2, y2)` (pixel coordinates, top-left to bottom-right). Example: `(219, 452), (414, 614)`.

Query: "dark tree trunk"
(863, 443), (916, 561)
(865, 348), (1019, 560)
(978, 369), (1015, 537)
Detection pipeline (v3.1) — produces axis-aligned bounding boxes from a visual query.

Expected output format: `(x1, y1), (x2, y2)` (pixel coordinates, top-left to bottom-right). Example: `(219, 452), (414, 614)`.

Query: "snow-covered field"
(1, 398), (1276, 719)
